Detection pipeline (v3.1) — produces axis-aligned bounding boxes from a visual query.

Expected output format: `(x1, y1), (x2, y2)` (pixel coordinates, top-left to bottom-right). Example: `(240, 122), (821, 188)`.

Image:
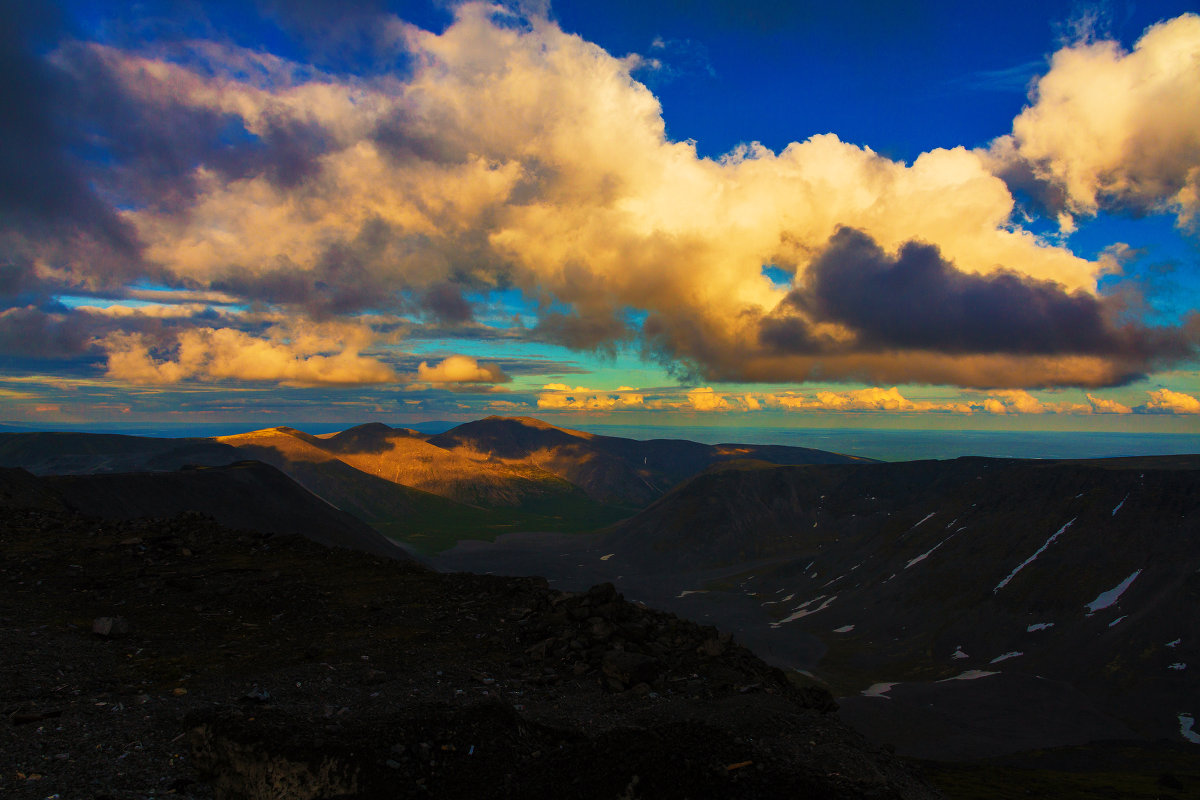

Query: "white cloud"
(85, 2), (1174, 389)
(990, 13), (1200, 227)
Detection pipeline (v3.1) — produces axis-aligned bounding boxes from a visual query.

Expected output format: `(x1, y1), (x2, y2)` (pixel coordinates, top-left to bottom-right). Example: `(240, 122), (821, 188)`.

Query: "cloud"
(537, 384), (646, 411)
(1086, 392), (1133, 414)
(4, 4), (1198, 393)
(766, 387), (973, 413)
(753, 227), (1198, 387)
(988, 14), (1200, 227)
(416, 354), (510, 384)
(1137, 388), (1200, 414)
(101, 323), (396, 386)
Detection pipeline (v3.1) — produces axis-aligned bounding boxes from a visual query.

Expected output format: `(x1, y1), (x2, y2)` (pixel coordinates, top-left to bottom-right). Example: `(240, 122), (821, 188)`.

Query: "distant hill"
(0, 418), (866, 552)
(600, 455), (1200, 756)
(0, 462), (417, 562)
(428, 416), (870, 506)
(0, 431), (240, 474)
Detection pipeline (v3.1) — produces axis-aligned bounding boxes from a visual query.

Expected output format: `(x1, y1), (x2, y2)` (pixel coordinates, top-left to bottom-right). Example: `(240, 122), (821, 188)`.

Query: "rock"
(92, 616), (130, 638)
(602, 650), (661, 689)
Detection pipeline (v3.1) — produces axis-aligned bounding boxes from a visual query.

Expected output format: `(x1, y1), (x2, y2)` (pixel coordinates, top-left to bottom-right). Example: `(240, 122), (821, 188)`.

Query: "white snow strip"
(675, 590), (708, 598)
(1169, 663), (1187, 670)
(1111, 494), (1128, 516)
(1167, 639), (1181, 648)
(951, 646), (969, 660)
(821, 574), (846, 589)
(1085, 569), (1142, 613)
(910, 512), (936, 530)
(760, 593), (795, 607)
(993, 518), (1076, 593)
(1027, 622), (1054, 632)
(772, 596), (837, 627)
(905, 533), (956, 569)
(600, 553), (615, 561)
(1108, 616), (1127, 627)
(1180, 714), (1200, 744)
(833, 624), (855, 633)
(861, 682), (897, 698)
(939, 670), (999, 682)
(990, 651), (1024, 664)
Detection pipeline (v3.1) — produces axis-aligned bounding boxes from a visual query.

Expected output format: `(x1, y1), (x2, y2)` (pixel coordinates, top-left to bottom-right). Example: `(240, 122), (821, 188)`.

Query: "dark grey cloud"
(421, 282), (475, 324)
(765, 226), (1198, 364)
(0, 2), (138, 257)
(534, 309), (633, 354)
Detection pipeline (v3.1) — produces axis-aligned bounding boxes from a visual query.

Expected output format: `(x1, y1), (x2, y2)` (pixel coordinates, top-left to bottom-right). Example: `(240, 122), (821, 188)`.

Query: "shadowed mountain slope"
(600, 456), (1200, 753)
(2, 463), (416, 561)
(0, 431), (240, 474)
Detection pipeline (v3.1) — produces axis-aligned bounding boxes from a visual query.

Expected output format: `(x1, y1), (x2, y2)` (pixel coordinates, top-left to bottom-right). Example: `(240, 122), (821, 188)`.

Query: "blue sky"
(1, 0), (1199, 432)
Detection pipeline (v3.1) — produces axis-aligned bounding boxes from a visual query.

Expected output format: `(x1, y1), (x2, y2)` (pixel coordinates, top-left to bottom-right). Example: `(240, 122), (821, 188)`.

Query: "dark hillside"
(0, 499), (939, 799)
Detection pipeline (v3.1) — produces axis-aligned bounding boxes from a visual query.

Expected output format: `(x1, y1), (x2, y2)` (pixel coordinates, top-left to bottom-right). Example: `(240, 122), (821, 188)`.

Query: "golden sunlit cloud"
(101, 323), (396, 386)
(1141, 388), (1200, 414)
(416, 354), (511, 384)
(51, 4), (1191, 390)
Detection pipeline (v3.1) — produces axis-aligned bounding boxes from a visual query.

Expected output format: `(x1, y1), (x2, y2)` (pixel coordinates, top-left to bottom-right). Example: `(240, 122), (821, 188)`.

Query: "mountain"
(1, 462), (416, 561)
(1, 418), (868, 553)
(428, 416), (870, 506)
(0, 431), (240, 474)
(598, 456), (1200, 757)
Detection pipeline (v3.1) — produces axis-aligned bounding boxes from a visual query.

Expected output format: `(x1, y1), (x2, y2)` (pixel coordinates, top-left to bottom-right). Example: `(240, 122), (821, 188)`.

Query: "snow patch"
(1085, 569), (1142, 614)
(862, 682), (897, 698)
(833, 624), (855, 633)
(1180, 714), (1200, 744)
(990, 651), (1023, 664)
(994, 518), (1076, 593)
(910, 512), (936, 530)
(1169, 663), (1187, 671)
(772, 596), (837, 628)
(905, 533), (956, 569)
(1026, 622), (1054, 632)
(1111, 494), (1128, 516)
(760, 593), (795, 607)
(1168, 639), (1182, 648)
(951, 646), (969, 660)
(940, 670), (999, 681)
(1108, 616), (1127, 627)
(600, 553), (615, 561)
(675, 590), (708, 598)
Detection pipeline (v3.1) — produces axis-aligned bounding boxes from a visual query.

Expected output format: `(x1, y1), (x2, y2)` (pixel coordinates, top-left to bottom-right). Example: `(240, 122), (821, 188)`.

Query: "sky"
(2, 0), (1200, 433)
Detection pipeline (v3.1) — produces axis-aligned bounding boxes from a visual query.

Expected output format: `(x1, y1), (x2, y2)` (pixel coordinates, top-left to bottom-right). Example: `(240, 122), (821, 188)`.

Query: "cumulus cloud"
(989, 14), (1200, 227)
(4, 3), (1198, 394)
(530, 382), (1150, 417)
(416, 354), (510, 384)
(1086, 392), (1133, 414)
(1138, 387), (1200, 414)
(537, 384), (647, 411)
(101, 323), (396, 386)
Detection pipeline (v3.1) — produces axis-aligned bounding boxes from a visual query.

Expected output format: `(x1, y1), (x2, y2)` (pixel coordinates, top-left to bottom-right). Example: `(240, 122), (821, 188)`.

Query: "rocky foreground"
(1, 497), (938, 799)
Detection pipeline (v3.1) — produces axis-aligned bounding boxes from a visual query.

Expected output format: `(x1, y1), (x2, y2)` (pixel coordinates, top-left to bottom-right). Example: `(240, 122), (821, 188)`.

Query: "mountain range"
(2, 416), (1198, 795)
(0, 416), (867, 552)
